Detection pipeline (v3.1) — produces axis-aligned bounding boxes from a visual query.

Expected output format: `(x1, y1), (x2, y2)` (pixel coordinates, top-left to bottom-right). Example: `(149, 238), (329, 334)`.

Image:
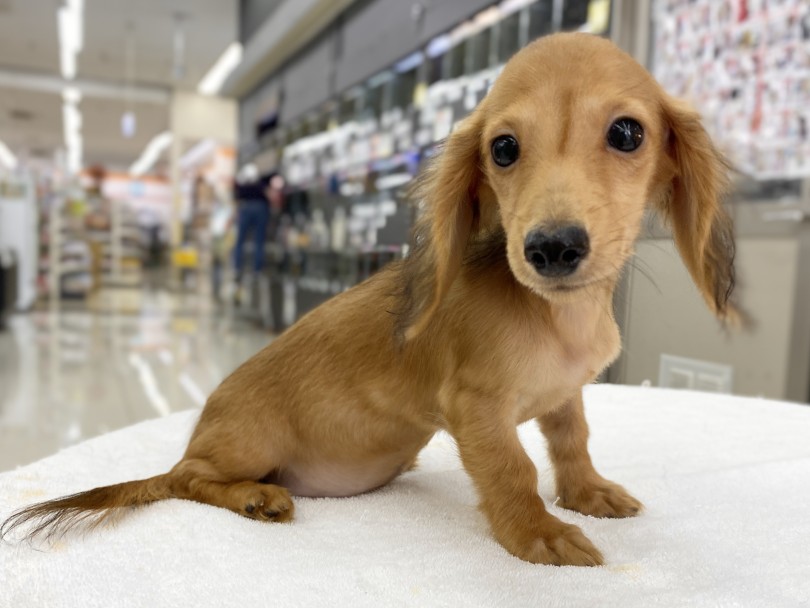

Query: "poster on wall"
(653, 0), (810, 180)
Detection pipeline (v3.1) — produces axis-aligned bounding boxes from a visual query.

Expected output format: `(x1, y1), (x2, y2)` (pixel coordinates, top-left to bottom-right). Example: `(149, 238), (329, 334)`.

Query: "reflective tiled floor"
(0, 286), (272, 472)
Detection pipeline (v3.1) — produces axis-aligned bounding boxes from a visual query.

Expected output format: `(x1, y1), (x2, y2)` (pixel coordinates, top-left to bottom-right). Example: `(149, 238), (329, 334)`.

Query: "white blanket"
(1, 384), (809, 608)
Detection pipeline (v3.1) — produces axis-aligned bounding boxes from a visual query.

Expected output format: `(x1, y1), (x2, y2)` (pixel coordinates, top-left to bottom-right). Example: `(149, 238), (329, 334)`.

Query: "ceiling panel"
(80, 98), (169, 168)
(0, 0), (61, 75)
(0, 0), (238, 171)
(0, 86), (62, 160)
(80, 0), (238, 88)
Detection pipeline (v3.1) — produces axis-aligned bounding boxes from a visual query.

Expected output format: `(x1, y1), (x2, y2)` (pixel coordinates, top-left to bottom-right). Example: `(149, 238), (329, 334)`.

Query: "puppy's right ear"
(397, 115), (484, 341)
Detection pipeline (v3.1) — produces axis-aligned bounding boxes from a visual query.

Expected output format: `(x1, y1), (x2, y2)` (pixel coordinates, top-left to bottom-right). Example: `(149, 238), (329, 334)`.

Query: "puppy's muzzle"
(524, 225), (590, 278)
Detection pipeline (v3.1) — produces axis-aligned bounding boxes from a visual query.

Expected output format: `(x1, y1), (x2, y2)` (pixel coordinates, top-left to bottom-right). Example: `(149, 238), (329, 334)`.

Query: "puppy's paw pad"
(237, 485), (294, 523)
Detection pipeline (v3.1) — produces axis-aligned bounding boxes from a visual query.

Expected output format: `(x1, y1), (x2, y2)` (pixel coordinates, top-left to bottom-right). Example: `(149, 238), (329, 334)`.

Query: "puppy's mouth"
(549, 284), (583, 293)
(545, 281), (592, 294)
(539, 273), (612, 295)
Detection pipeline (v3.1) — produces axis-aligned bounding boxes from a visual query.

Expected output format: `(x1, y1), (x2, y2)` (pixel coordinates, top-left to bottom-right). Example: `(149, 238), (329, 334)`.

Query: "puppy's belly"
(275, 457), (409, 498)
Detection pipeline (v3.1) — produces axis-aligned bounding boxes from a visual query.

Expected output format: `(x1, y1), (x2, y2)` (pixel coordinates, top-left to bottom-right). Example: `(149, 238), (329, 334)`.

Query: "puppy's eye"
(491, 135), (519, 167)
(607, 118), (644, 152)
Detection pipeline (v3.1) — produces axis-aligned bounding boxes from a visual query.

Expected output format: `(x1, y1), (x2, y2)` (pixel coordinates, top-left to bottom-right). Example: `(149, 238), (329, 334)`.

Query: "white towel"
(1, 384), (809, 608)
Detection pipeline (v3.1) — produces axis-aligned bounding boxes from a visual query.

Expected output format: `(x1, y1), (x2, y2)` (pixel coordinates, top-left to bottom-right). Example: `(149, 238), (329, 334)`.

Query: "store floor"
(0, 286), (272, 472)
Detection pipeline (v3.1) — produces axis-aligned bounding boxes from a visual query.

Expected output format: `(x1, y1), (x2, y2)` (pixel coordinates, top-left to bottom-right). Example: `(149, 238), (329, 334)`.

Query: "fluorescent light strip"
(62, 86), (82, 104)
(368, 70), (394, 88)
(67, 139), (82, 175)
(68, 0), (84, 51)
(58, 0), (83, 80)
(0, 140), (18, 170)
(62, 98), (83, 174)
(197, 42), (243, 96)
(395, 51), (424, 73)
(499, 0), (535, 15)
(58, 7), (77, 80)
(426, 34), (451, 58)
(58, 0), (84, 172)
(180, 138), (216, 170)
(130, 131), (173, 177)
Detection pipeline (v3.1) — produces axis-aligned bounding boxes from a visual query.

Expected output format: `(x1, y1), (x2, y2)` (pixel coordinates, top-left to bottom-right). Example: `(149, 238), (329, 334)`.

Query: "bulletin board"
(652, 0), (810, 180)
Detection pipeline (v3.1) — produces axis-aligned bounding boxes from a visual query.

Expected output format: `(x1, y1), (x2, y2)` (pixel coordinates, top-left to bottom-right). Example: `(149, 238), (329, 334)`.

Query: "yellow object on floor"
(172, 247), (199, 269)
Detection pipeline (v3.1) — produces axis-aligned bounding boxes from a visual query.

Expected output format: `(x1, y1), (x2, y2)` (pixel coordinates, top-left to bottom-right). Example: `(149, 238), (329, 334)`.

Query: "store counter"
(1, 384), (808, 607)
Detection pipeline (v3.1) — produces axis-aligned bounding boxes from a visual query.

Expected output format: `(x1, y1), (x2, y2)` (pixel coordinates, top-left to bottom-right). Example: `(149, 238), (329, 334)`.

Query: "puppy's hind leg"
(168, 458), (294, 522)
(166, 420), (296, 522)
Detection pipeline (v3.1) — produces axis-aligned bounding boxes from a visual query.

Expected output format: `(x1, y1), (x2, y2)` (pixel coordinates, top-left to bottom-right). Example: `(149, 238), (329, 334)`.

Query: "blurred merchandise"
(653, 0), (810, 180)
(0, 173), (38, 310)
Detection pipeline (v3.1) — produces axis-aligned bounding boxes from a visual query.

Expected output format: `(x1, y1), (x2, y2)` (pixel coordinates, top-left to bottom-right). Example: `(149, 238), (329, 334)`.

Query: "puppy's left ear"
(654, 98), (739, 324)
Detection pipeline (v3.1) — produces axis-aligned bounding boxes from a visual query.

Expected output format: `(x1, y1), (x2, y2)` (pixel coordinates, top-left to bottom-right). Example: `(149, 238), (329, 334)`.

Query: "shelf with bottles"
(251, 0), (606, 193)
(35, 184), (96, 300)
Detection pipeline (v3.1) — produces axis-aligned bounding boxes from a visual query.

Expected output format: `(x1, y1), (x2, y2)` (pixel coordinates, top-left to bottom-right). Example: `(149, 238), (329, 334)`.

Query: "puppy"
(1, 33), (736, 566)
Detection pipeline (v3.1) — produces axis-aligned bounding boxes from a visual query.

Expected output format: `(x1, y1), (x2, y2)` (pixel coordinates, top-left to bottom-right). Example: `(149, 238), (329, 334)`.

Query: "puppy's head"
(401, 33), (736, 340)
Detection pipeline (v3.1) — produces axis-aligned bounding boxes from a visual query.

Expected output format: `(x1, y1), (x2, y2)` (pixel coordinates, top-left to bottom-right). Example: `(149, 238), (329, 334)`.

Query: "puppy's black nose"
(524, 225), (590, 277)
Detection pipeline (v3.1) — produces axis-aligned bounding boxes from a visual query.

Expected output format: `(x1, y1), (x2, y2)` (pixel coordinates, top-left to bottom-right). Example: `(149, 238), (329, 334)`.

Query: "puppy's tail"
(0, 474), (173, 542)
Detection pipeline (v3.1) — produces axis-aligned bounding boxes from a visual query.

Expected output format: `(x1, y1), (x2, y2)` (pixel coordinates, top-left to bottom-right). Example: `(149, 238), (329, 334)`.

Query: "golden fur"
(1, 34), (737, 566)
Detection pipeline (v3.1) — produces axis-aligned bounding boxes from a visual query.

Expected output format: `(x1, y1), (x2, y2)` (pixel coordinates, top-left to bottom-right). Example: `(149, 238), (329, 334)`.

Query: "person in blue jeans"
(233, 164), (270, 282)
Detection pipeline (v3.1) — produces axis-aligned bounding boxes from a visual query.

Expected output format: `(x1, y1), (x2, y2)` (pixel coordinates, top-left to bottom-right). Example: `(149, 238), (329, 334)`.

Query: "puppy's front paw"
(527, 523), (604, 566)
(497, 518), (604, 566)
(559, 478), (642, 518)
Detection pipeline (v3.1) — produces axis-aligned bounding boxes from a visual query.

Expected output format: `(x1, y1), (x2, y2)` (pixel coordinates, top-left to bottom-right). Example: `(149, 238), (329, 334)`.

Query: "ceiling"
(0, 0), (238, 170)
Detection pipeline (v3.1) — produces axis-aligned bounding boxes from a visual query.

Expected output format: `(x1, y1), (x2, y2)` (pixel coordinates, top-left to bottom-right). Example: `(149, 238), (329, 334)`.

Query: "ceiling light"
(0, 140), (18, 170)
(180, 138), (216, 170)
(58, 0), (84, 80)
(395, 51), (424, 74)
(197, 42), (243, 96)
(130, 131), (173, 177)
(367, 70), (394, 88)
(58, 8), (77, 80)
(498, 0), (535, 17)
(62, 103), (81, 141)
(426, 35), (451, 58)
(121, 111), (136, 138)
(62, 100), (83, 175)
(68, 0), (84, 51)
(66, 137), (82, 175)
(62, 86), (82, 104)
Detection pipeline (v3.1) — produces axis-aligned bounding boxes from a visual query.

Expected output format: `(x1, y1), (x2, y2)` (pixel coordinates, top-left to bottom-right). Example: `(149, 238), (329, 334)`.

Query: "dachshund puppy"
(2, 33), (736, 566)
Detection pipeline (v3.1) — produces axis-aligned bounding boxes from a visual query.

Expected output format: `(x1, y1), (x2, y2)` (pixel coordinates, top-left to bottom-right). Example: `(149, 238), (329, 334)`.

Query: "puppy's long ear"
(654, 98), (738, 323)
(397, 116), (484, 341)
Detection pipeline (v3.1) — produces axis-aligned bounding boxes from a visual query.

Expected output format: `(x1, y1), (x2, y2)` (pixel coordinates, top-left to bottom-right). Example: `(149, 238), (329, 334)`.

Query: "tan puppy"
(2, 33), (736, 566)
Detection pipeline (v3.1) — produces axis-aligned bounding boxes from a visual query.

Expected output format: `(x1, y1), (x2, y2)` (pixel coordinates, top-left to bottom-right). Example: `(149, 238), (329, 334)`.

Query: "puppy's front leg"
(538, 391), (642, 518)
(447, 388), (603, 566)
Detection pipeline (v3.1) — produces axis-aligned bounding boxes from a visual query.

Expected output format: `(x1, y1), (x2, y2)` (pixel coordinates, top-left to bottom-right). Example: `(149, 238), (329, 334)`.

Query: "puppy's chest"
(512, 310), (620, 405)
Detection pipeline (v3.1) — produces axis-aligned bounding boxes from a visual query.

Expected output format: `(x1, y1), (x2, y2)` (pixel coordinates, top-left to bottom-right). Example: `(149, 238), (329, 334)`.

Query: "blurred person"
(266, 174), (285, 252)
(232, 164), (270, 286)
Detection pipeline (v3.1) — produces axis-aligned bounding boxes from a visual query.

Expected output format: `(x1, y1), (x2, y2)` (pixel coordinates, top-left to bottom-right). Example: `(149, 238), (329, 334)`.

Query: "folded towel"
(1, 384), (809, 608)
